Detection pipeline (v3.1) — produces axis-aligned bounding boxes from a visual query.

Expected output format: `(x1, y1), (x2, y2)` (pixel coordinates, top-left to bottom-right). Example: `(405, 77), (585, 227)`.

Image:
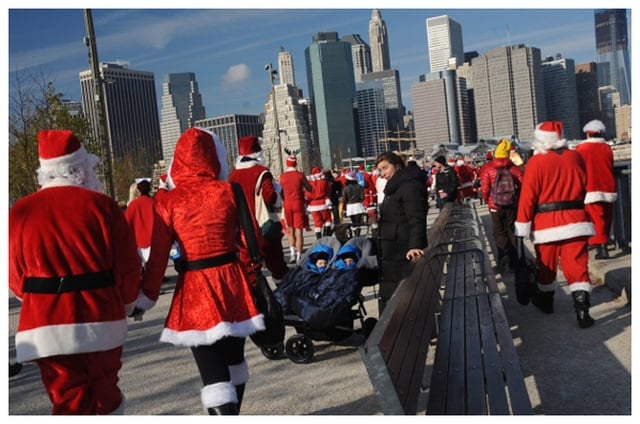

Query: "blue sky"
(6, 2), (634, 120)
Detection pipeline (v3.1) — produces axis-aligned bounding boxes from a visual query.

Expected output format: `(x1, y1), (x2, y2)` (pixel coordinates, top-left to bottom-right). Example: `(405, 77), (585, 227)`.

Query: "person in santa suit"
(575, 119), (618, 260)
(305, 166), (333, 239)
(279, 154), (313, 264)
(8, 129), (145, 414)
(124, 178), (155, 269)
(454, 155), (475, 201)
(229, 136), (289, 282)
(514, 121), (596, 328)
(143, 127), (265, 415)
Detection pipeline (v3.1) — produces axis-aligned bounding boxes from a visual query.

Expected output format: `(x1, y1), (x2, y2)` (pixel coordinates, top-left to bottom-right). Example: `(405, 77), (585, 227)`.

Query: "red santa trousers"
(36, 346), (123, 414)
(310, 210), (332, 229)
(534, 237), (591, 290)
(585, 202), (613, 245)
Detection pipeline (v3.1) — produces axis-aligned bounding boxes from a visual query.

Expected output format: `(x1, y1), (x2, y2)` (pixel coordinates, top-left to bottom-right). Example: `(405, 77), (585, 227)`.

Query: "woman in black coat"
(374, 152), (428, 314)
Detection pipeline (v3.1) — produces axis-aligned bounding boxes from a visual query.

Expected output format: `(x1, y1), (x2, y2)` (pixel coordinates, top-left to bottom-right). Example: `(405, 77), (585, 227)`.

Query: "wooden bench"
(360, 202), (532, 415)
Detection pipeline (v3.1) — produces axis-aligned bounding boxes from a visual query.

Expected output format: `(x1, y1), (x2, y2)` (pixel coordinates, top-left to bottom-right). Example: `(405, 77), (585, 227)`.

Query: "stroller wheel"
(362, 317), (378, 339)
(261, 342), (285, 360)
(285, 334), (315, 364)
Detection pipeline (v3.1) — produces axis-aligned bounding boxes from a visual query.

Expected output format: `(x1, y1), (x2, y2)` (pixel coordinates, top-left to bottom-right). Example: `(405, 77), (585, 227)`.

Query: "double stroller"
(267, 236), (379, 363)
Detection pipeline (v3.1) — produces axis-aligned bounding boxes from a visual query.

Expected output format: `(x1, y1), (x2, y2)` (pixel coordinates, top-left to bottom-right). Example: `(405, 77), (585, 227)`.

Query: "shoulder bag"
(231, 182), (285, 349)
(255, 170), (283, 239)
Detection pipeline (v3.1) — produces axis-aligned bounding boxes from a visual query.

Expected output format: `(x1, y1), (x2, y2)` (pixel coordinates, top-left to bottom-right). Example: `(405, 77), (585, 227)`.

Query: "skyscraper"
(355, 80), (388, 157)
(278, 46), (296, 87)
(342, 34), (372, 82)
(361, 69), (404, 133)
(305, 32), (358, 170)
(542, 55), (580, 140)
(79, 62), (162, 171)
(368, 9), (391, 72)
(575, 62), (602, 133)
(426, 15), (464, 73)
(159, 72), (206, 162)
(472, 45), (546, 142)
(594, 9), (631, 105)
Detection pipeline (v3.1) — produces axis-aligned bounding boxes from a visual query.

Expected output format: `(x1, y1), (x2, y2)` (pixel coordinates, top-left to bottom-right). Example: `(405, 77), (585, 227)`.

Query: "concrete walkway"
(7, 200), (631, 415)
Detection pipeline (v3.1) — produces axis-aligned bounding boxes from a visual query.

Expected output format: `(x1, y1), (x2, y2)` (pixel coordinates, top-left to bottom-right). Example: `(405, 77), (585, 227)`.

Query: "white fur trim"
(460, 181), (474, 188)
(109, 392), (126, 415)
(532, 135), (567, 155)
(135, 291), (156, 311)
(531, 222), (595, 244)
(229, 361), (249, 385)
(201, 382), (238, 409)
(307, 203), (330, 212)
(514, 221), (531, 237)
(537, 281), (557, 292)
(568, 282), (592, 293)
(584, 191), (618, 204)
(582, 120), (605, 134)
(16, 320), (127, 363)
(159, 315), (265, 347)
(579, 137), (606, 144)
(234, 150), (265, 169)
(38, 145), (89, 171)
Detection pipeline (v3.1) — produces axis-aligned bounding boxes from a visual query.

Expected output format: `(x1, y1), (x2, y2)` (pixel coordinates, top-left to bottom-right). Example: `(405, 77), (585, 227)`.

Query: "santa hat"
(286, 154), (297, 167)
(533, 121), (566, 153)
(311, 167), (323, 178)
(583, 119), (605, 135)
(38, 130), (91, 172)
(358, 164), (365, 171)
(447, 158), (456, 166)
(238, 136), (262, 156)
(494, 138), (512, 159)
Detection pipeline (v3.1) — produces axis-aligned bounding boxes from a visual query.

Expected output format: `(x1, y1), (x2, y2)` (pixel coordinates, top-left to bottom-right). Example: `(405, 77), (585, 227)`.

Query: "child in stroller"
(270, 236), (378, 363)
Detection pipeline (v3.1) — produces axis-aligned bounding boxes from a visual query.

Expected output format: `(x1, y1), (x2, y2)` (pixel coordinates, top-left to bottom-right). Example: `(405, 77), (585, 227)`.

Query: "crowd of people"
(8, 118), (618, 414)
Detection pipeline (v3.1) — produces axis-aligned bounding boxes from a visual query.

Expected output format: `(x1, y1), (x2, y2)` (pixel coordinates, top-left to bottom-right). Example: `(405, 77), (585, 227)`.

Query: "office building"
(426, 15), (464, 73)
(597, 86), (620, 140)
(575, 62), (603, 132)
(595, 9), (631, 105)
(411, 69), (472, 153)
(614, 105), (631, 142)
(472, 44), (546, 142)
(305, 32), (358, 170)
(342, 34), (372, 82)
(542, 55), (580, 140)
(195, 114), (264, 172)
(369, 9), (391, 72)
(79, 62), (162, 170)
(355, 80), (388, 157)
(159, 72), (206, 162)
(278, 46), (296, 87)
(361, 69), (404, 132)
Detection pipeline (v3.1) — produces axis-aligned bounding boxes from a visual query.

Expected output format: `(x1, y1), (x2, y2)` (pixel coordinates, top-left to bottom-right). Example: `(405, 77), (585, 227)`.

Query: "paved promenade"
(7, 200), (631, 415)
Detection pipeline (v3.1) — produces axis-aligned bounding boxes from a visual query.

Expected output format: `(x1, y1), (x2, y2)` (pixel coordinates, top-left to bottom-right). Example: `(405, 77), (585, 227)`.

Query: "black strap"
(231, 182), (262, 265)
(24, 270), (114, 294)
(174, 251), (238, 273)
(535, 200), (584, 213)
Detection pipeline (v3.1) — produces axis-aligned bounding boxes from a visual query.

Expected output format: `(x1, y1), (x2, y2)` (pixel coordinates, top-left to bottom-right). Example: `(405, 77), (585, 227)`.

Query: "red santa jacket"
(514, 148), (594, 244)
(9, 186), (142, 362)
(280, 167), (309, 213)
(124, 194), (155, 249)
(305, 176), (332, 212)
(575, 137), (618, 204)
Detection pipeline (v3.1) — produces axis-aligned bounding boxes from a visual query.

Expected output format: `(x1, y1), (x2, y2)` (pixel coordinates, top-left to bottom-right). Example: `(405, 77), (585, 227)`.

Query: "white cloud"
(221, 64), (251, 89)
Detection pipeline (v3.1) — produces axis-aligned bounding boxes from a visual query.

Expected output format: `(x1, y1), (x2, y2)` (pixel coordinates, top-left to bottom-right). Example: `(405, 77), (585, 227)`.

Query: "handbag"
(231, 182), (285, 349)
(254, 170), (283, 239)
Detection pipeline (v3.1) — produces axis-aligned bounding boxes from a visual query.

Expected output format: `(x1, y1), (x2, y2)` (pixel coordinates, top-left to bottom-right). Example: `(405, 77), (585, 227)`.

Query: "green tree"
(9, 70), (98, 204)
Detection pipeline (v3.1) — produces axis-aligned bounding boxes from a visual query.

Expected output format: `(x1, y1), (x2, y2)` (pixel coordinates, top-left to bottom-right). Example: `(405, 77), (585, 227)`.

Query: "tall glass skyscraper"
(159, 72), (206, 162)
(342, 34), (373, 82)
(595, 9), (631, 105)
(368, 9), (391, 72)
(426, 15), (464, 73)
(305, 32), (358, 169)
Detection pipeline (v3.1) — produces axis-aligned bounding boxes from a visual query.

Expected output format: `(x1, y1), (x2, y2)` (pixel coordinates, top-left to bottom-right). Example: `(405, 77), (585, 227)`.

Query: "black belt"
(23, 270), (114, 294)
(175, 251), (238, 273)
(535, 200), (584, 213)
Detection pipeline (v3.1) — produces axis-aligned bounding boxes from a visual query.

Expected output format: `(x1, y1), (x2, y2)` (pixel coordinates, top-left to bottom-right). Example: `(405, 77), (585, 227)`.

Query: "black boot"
(207, 403), (239, 415)
(531, 289), (554, 314)
(315, 231), (322, 240)
(235, 384), (245, 413)
(595, 244), (610, 260)
(572, 290), (595, 328)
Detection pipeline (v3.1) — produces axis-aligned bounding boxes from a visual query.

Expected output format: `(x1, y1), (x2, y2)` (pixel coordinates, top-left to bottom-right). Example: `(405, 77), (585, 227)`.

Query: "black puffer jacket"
(378, 165), (428, 282)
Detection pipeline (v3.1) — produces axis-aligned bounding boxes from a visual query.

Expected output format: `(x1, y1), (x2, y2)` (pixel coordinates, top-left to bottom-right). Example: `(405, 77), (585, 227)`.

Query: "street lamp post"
(265, 63), (283, 176)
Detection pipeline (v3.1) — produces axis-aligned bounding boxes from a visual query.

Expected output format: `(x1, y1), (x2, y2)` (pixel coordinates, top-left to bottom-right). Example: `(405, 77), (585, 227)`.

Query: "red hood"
(170, 128), (221, 187)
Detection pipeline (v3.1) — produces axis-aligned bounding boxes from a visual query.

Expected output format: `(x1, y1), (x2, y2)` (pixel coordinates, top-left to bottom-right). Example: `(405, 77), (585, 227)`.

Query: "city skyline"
(8, 5), (633, 121)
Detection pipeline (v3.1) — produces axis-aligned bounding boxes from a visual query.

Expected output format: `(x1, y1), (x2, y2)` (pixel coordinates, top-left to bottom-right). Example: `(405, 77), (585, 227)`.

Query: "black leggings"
(190, 337), (245, 386)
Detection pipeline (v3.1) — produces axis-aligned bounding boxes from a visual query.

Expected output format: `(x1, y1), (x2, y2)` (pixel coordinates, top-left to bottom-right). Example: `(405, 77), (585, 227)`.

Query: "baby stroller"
(269, 235), (378, 364)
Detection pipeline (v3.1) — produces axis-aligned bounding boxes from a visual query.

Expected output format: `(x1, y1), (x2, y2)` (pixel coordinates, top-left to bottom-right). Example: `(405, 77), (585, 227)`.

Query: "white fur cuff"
(135, 291), (156, 311)
(568, 282), (592, 293)
(201, 382), (238, 409)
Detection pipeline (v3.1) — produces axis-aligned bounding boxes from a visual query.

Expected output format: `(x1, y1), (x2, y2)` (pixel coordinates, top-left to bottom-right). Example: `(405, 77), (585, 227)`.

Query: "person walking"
(9, 129), (144, 414)
(124, 178), (155, 270)
(575, 119), (618, 260)
(374, 151), (428, 314)
(143, 127), (265, 414)
(341, 171), (367, 236)
(481, 138), (524, 274)
(280, 153), (313, 264)
(229, 136), (289, 282)
(326, 170), (343, 225)
(305, 167), (333, 239)
(514, 121), (596, 328)
(432, 155), (459, 210)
